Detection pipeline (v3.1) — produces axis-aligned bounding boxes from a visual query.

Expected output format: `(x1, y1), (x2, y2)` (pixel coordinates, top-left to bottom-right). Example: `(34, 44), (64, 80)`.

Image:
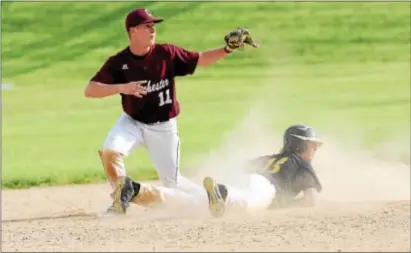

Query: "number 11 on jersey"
(158, 89), (172, 106)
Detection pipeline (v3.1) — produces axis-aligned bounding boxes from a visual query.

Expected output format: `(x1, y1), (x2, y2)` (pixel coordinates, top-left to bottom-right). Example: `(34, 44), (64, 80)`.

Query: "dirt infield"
(1, 183), (410, 252)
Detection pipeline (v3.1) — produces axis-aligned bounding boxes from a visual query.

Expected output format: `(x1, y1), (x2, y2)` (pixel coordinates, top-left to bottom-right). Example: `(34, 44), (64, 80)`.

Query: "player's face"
(304, 140), (322, 162)
(129, 22), (156, 47)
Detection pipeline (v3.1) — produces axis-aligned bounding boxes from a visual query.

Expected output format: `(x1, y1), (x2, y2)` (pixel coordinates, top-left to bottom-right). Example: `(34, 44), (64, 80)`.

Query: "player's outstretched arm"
(197, 47), (231, 67)
(197, 27), (259, 67)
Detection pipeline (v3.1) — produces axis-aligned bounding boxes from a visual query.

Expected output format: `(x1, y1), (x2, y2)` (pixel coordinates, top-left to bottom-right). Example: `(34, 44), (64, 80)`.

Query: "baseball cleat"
(111, 177), (138, 215)
(203, 176), (227, 218)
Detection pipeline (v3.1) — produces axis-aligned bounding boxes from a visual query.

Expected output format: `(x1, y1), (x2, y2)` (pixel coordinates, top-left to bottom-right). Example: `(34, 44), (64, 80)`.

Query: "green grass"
(2, 2), (410, 189)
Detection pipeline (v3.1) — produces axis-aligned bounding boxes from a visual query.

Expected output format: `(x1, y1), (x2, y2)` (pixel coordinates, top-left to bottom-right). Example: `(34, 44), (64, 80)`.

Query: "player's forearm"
(84, 81), (122, 98)
(197, 47), (231, 66)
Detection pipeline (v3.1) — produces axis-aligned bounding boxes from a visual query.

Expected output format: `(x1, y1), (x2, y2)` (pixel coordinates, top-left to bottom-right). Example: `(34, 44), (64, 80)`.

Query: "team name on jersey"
(145, 79), (170, 93)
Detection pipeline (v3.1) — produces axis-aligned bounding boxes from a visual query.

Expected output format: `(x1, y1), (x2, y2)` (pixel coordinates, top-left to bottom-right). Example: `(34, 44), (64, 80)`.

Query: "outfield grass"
(2, 2), (410, 188)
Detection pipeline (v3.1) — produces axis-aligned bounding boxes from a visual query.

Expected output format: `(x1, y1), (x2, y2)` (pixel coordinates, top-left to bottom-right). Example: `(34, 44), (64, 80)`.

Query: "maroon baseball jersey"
(90, 44), (199, 124)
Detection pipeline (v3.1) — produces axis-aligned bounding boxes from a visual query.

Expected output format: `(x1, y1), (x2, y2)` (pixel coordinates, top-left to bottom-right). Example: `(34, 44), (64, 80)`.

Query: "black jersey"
(254, 152), (322, 205)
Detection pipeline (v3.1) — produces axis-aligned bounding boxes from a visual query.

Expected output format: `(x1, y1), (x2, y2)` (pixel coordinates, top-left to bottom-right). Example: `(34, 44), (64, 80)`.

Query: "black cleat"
(110, 177), (140, 215)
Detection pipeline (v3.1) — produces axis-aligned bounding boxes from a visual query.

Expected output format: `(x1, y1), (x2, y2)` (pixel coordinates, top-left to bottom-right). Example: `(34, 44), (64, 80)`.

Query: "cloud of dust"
(314, 133), (410, 202)
(190, 102), (410, 203)
(192, 100), (411, 202)
(188, 46), (410, 203)
(190, 104), (283, 188)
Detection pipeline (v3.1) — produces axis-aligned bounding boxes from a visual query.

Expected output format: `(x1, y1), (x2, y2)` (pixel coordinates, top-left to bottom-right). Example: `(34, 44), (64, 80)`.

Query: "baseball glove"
(224, 27), (259, 50)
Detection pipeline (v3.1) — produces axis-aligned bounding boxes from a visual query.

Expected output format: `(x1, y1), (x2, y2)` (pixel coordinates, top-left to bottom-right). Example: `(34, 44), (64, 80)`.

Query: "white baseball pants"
(143, 173), (276, 215)
(102, 112), (204, 196)
(224, 173), (276, 213)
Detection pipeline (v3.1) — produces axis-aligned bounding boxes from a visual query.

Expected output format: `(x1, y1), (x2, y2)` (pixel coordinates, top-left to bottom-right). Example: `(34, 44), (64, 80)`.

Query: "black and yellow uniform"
(252, 152), (322, 207)
(203, 124), (323, 218)
(249, 124), (324, 207)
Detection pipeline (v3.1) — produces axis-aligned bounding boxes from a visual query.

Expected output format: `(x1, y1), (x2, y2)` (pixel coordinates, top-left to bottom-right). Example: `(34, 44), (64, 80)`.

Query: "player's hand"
(224, 27), (259, 51)
(118, 81), (148, 98)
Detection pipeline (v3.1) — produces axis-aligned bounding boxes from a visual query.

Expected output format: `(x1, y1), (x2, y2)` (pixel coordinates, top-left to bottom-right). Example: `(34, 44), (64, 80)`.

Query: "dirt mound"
(1, 184), (410, 252)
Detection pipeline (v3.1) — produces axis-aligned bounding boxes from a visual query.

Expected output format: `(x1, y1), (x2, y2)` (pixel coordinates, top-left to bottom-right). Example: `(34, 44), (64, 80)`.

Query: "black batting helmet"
(283, 124), (323, 153)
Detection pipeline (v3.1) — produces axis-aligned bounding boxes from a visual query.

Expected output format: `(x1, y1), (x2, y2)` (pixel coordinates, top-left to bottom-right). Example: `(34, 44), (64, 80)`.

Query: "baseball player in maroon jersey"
(84, 8), (259, 214)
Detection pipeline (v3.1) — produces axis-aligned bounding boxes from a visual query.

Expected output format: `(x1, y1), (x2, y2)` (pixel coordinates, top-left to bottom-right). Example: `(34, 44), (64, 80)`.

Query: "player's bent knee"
(98, 149), (126, 186)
